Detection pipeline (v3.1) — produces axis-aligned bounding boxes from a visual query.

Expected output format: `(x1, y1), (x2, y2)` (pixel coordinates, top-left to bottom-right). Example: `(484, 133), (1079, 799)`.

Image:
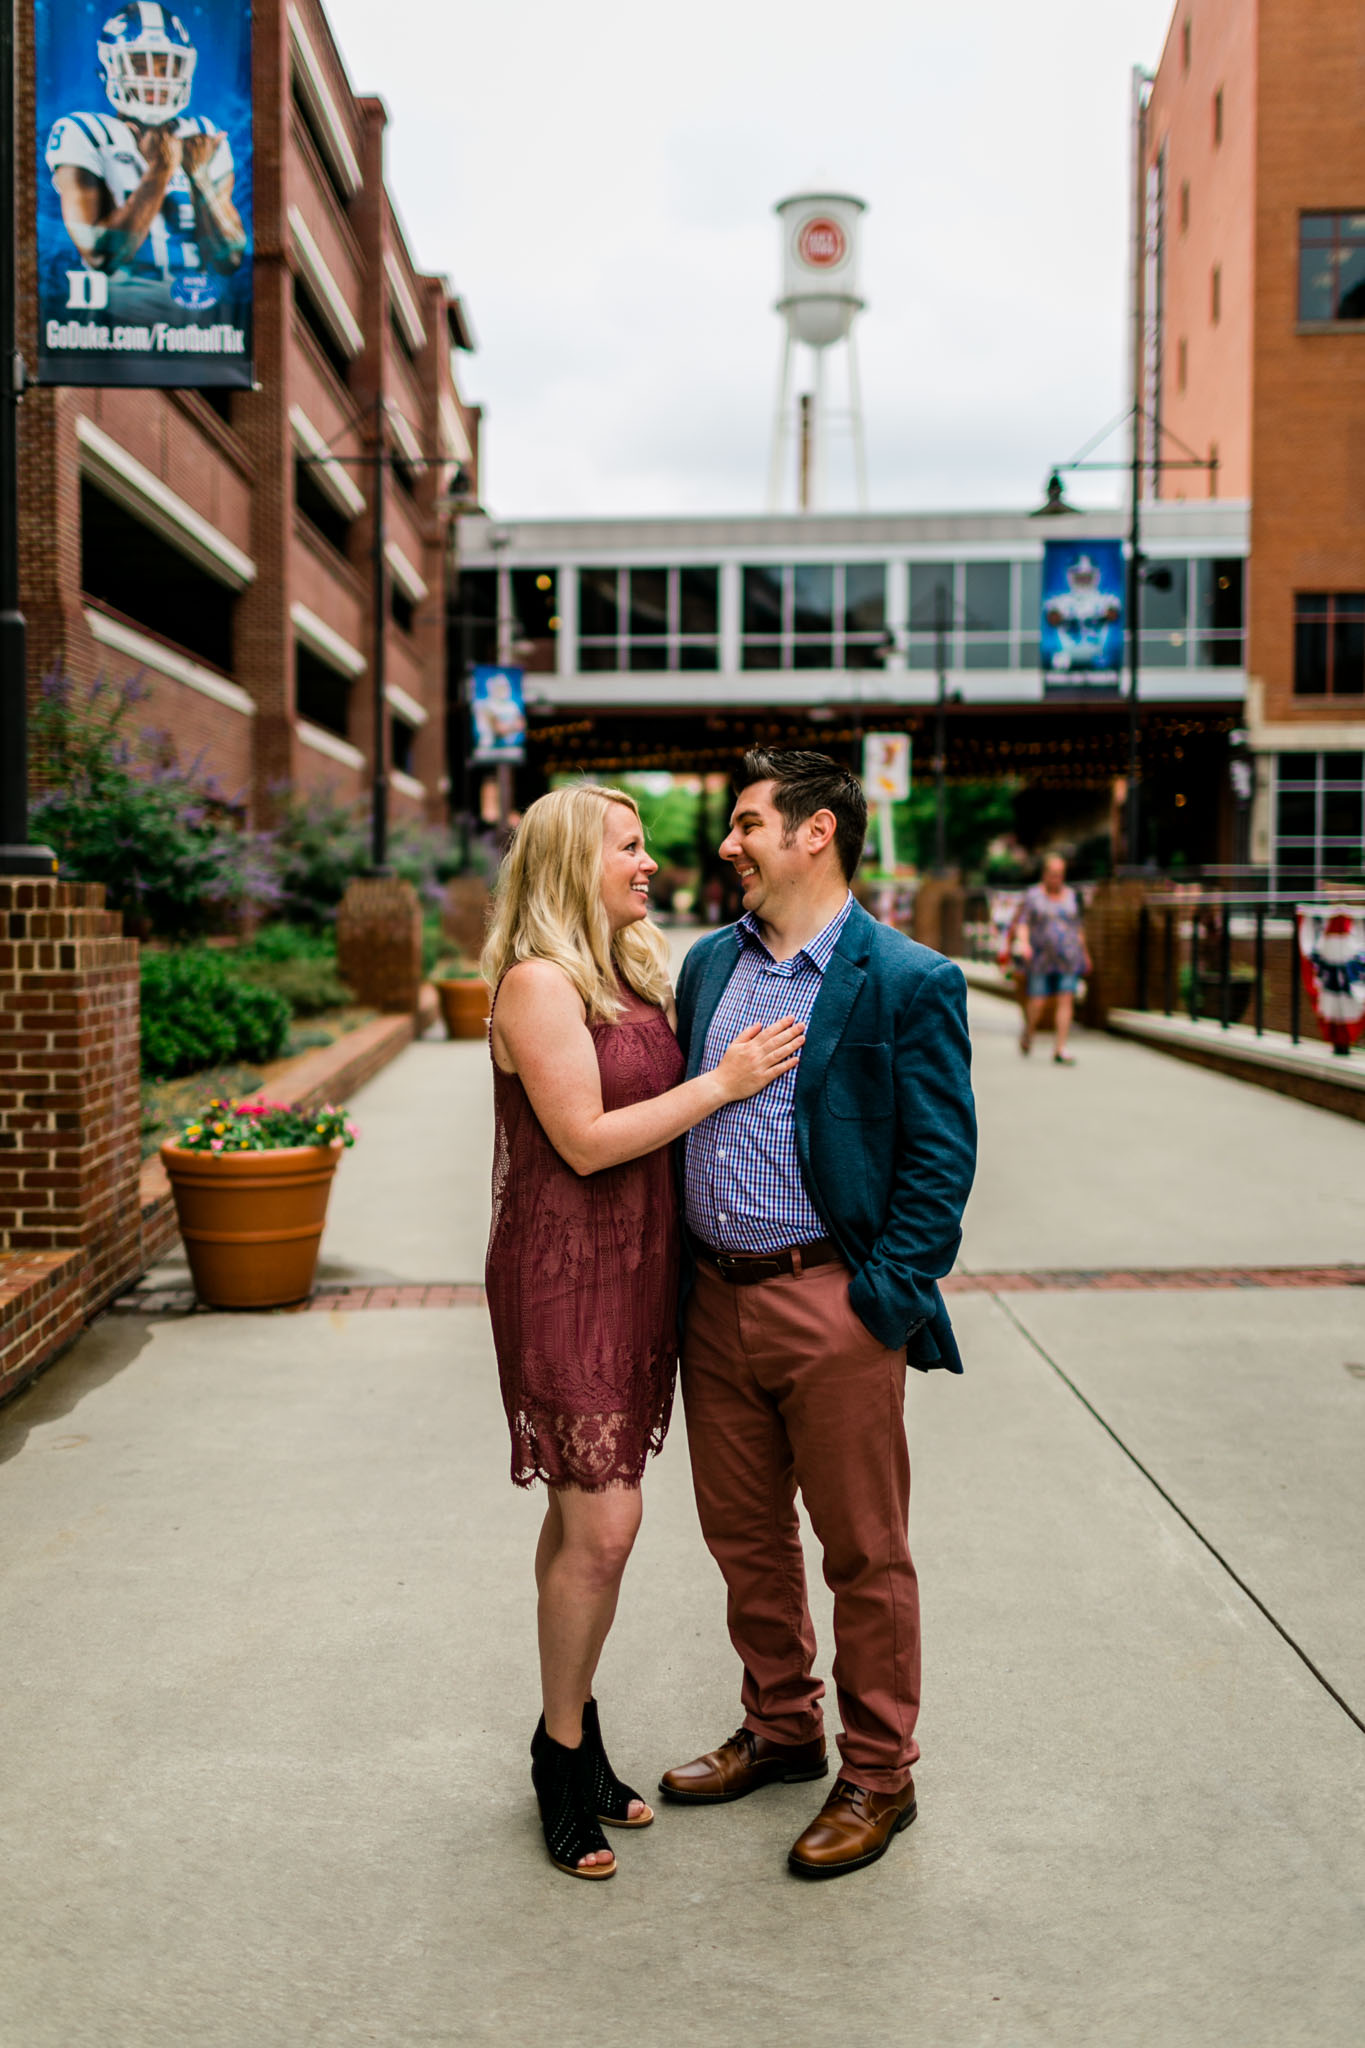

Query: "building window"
(1195, 558), (1244, 666)
(1298, 213), (1365, 323)
(390, 583), (415, 634)
(80, 477), (235, 672)
(740, 565), (885, 671)
(1211, 264), (1221, 324)
(907, 560), (1042, 671)
(291, 72), (352, 213)
(295, 643), (351, 737)
(1294, 593), (1365, 696)
(295, 457), (353, 556)
(509, 569), (559, 674)
(578, 566), (720, 672)
(1181, 18), (1191, 71)
(1213, 88), (1223, 147)
(294, 273), (352, 384)
(451, 568), (497, 669)
(1177, 336), (1188, 392)
(390, 714), (416, 775)
(1179, 180), (1190, 234)
(1274, 753), (1365, 879)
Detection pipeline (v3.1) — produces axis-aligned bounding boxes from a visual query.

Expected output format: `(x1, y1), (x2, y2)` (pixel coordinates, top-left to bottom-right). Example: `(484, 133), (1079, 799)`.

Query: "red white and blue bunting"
(1296, 906), (1365, 1052)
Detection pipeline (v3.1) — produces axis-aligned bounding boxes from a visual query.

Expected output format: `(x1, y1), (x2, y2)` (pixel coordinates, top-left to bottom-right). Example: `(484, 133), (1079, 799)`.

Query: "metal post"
(1126, 430), (1142, 868)
(1163, 907), (1175, 1014)
(1289, 917), (1301, 1043)
(0, 0), (54, 875)
(1253, 904), (1265, 1035)
(934, 583), (948, 874)
(369, 392), (388, 871)
(1189, 910), (1201, 1020)
(1218, 901), (1231, 1027)
(1136, 903), (1150, 1010)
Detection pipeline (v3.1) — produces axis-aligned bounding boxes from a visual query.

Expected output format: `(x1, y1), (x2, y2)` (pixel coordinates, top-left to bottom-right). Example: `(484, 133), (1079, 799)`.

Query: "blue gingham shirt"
(684, 894), (854, 1253)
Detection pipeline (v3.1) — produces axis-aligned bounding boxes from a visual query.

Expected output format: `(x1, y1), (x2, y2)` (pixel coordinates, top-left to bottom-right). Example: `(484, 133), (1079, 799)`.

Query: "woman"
(1005, 853), (1092, 1065)
(482, 784), (803, 1881)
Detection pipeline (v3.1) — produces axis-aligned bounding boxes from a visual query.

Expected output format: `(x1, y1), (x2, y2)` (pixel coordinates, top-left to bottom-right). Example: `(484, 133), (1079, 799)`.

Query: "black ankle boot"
(581, 1698), (652, 1828)
(530, 1717), (616, 1880)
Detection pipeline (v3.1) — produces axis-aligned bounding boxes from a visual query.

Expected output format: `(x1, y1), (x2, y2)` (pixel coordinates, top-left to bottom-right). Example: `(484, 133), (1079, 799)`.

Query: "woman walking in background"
(482, 784), (803, 1881)
(1005, 854), (1091, 1065)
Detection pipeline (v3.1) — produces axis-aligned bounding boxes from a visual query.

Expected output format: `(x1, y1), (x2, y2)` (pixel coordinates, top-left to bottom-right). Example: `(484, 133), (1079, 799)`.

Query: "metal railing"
(1135, 893), (1361, 1052)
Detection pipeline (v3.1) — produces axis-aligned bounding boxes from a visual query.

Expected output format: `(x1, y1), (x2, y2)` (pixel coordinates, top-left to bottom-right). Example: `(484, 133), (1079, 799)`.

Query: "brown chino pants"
(681, 1256), (920, 1794)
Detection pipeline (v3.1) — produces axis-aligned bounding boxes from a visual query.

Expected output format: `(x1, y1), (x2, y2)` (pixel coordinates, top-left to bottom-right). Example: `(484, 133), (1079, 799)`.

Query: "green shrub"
(233, 923), (352, 1016)
(141, 950), (290, 1079)
(31, 673), (277, 938)
(268, 789), (467, 927)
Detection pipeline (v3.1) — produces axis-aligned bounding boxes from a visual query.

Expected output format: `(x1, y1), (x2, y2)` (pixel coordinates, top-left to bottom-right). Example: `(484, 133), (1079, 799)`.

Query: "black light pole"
(368, 391), (388, 872)
(933, 581), (949, 874)
(1037, 415), (1217, 869)
(0, 0), (55, 875)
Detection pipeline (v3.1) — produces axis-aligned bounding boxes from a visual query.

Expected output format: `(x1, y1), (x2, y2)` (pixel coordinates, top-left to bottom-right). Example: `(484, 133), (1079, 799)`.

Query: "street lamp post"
(0, 0), (55, 875)
(1036, 407), (1217, 867)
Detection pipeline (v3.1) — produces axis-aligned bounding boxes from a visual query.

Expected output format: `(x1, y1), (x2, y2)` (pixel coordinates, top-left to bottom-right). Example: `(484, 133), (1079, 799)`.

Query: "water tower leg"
(811, 347), (826, 510)
(768, 330), (794, 511)
(848, 327), (869, 511)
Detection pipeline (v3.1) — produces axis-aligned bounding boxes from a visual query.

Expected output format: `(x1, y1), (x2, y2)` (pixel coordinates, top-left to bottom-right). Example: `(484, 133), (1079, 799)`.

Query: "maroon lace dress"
(486, 980), (686, 1491)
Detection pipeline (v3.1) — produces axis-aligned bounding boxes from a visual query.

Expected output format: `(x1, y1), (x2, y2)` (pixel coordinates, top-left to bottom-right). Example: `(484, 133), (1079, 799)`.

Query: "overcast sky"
(326, 0), (1177, 519)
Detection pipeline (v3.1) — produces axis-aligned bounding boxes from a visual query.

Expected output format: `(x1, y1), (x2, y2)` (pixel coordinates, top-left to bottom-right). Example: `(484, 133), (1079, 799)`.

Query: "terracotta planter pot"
(434, 976), (491, 1040)
(160, 1141), (343, 1309)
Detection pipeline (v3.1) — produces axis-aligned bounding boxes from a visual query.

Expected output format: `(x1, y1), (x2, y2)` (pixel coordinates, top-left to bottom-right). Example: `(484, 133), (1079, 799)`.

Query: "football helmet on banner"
(97, 4), (197, 127)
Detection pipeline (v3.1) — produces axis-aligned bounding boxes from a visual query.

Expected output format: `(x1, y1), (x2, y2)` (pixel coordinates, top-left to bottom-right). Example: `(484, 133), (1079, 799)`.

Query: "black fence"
(1136, 894), (1358, 1055)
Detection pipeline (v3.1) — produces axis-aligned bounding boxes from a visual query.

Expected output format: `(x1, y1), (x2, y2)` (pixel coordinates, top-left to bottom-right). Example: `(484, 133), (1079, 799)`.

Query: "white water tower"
(767, 191), (868, 511)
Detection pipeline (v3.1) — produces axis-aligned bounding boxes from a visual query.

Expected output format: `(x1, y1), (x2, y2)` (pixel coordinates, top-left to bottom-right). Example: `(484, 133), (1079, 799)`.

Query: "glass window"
(1277, 753), (1318, 785)
(1277, 789), (1316, 838)
(844, 564), (886, 633)
(679, 642), (719, 672)
(628, 567), (668, 639)
(1298, 214), (1365, 321)
(1324, 752), (1365, 780)
(909, 562), (954, 632)
(679, 567), (719, 634)
(1295, 593), (1365, 693)
(792, 564), (834, 635)
(512, 569), (558, 640)
(1323, 789), (1363, 838)
(1274, 751), (1365, 881)
(963, 634), (1010, 671)
(1142, 559), (1188, 632)
(579, 568), (619, 639)
(742, 566), (783, 635)
(964, 561), (1010, 633)
(628, 641), (668, 672)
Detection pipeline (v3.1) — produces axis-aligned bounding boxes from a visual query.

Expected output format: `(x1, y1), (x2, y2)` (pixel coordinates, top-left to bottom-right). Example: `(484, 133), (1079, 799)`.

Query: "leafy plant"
(140, 950), (290, 1079)
(234, 923), (352, 1016)
(267, 788), (465, 926)
(173, 1097), (358, 1153)
(30, 672), (277, 938)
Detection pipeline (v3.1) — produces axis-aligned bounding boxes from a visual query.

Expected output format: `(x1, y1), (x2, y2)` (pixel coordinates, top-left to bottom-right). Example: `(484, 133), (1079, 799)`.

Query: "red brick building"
(1139, 0), (1365, 881)
(15, 0), (480, 828)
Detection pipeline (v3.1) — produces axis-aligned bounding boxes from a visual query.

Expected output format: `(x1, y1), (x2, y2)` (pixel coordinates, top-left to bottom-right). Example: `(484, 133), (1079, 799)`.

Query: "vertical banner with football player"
(1040, 539), (1125, 696)
(33, 1), (253, 387)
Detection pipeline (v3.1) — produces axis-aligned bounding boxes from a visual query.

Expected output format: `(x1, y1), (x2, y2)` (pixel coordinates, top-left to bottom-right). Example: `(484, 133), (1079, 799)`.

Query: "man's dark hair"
(739, 748), (868, 881)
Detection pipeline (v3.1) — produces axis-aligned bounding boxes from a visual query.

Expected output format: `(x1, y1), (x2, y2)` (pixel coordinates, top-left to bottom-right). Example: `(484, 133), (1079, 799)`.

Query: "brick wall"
(0, 882), (142, 1317)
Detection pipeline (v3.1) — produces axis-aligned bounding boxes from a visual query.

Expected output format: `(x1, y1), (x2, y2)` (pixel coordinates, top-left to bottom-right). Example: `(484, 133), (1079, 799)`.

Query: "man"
(660, 749), (976, 1879)
(45, 5), (245, 321)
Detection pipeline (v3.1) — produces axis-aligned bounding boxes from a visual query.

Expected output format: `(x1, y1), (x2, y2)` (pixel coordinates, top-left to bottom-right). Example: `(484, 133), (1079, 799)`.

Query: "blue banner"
(33, 2), (254, 387)
(1040, 539), (1125, 690)
(471, 666), (527, 763)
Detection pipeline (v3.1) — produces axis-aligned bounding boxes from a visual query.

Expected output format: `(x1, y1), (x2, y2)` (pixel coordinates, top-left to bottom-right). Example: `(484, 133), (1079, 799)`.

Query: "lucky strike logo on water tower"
(795, 216), (847, 268)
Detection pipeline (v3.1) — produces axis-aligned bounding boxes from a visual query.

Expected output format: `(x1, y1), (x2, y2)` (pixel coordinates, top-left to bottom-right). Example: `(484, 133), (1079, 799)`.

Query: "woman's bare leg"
(538, 1483), (647, 1856)
(1054, 991), (1075, 1056)
(1025, 994), (1046, 1048)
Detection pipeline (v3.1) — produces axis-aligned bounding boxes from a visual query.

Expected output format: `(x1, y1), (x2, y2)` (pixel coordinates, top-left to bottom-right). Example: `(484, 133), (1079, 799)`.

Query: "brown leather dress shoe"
(787, 1775), (917, 1878)
(658, 1726), (828, 1804)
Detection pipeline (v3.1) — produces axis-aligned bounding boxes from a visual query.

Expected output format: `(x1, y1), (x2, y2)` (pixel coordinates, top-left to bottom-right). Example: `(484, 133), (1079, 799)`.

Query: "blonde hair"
(480, 784), (673, 1022)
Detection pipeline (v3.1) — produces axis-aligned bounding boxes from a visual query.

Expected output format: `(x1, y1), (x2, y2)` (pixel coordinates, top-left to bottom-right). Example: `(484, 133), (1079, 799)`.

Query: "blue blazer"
(675, 901), (977, 1373)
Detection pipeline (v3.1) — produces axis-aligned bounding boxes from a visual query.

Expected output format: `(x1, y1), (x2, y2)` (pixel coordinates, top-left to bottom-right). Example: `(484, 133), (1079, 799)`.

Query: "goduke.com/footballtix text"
(43, 320), (247, 354)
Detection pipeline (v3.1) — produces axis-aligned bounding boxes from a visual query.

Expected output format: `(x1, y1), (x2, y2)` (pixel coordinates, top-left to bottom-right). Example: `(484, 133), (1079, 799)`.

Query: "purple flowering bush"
(30, 672), (278, 938)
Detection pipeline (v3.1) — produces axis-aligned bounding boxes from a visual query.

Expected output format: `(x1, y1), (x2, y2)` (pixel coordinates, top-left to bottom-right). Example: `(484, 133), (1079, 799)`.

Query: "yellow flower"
(186, 1124), (201, 1137)
(213, 1122), (225, 1134)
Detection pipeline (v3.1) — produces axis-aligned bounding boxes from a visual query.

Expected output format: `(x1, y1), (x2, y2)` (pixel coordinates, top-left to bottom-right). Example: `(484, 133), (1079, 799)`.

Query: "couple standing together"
(483, 750), (977, 1883)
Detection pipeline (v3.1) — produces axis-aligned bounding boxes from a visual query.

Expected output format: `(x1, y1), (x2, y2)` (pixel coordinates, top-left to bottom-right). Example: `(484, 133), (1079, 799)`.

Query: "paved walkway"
(3, 982), (1364, 2046)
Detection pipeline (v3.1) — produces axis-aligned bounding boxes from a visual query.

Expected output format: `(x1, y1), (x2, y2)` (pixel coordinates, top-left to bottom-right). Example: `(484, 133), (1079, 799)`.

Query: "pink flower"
(210, 1139), (223, 1152)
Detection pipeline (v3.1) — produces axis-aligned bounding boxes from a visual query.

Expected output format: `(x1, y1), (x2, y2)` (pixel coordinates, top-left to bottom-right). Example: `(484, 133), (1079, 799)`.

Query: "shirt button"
(718, 1147), (726, 1160)
(719, 1212), (728, 1225)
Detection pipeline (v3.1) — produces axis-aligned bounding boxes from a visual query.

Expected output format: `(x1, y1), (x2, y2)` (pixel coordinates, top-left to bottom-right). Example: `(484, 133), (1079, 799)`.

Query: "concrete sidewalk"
(3, 988), (1364, 2046)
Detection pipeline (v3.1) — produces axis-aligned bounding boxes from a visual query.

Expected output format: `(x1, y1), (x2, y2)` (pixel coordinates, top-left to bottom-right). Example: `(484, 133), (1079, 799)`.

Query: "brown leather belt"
(692, 1235), (841, 1285)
